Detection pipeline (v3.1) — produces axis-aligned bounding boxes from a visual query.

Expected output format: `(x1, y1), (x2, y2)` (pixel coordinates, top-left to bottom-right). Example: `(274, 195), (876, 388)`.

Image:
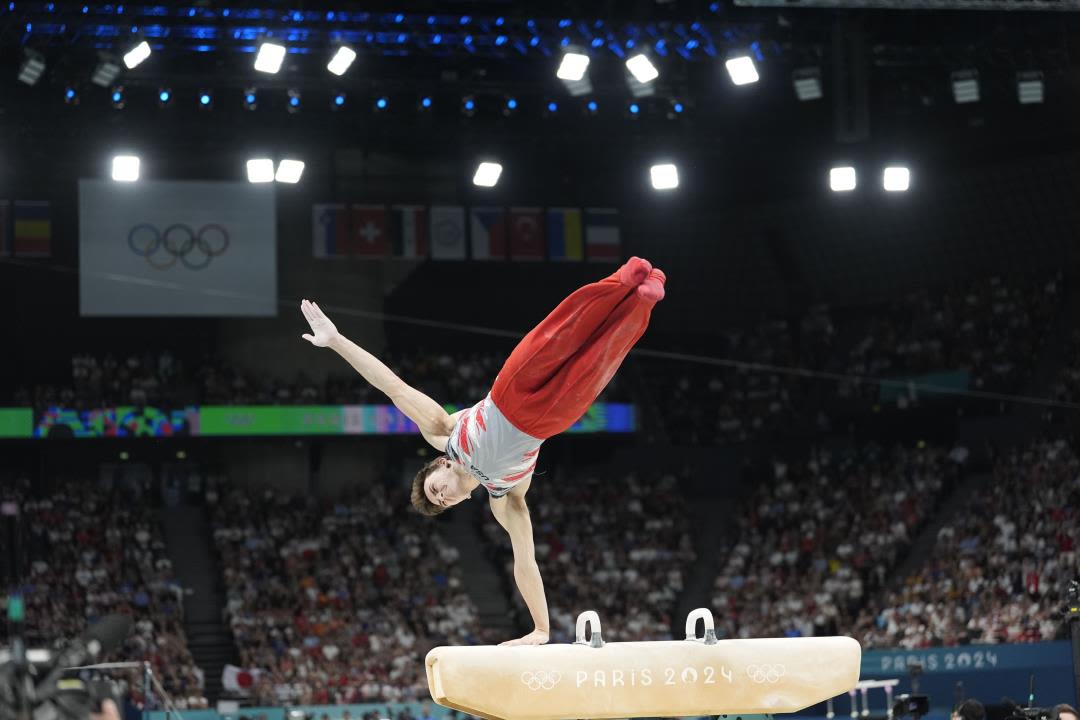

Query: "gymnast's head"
(411, 456), (472, 516)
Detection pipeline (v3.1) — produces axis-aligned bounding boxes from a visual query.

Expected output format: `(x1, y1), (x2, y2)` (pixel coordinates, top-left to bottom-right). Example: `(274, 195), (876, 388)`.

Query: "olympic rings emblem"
(520, 670), (562, 691)
(746, 664), (786, 684)
(127, 223), (230, 271)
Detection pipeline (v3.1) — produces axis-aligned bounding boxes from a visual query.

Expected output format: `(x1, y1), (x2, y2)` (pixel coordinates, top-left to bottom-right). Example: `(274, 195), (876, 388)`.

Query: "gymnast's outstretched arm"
(300, 299), (454, 450)
(490, 477), (550, 646)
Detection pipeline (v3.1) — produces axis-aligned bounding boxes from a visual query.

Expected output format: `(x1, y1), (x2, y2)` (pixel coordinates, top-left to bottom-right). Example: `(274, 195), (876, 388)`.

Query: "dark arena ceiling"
(5, 0), (1080, 194)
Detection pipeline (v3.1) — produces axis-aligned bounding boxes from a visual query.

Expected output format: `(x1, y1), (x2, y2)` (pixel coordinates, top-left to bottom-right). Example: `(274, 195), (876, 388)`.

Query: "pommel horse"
(426, 608), (862, 720)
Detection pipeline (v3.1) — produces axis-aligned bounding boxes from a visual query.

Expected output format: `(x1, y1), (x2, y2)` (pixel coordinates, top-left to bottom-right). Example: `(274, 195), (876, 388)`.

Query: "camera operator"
(1051, 704), (1077, 720)
(954, 699), (987, 720)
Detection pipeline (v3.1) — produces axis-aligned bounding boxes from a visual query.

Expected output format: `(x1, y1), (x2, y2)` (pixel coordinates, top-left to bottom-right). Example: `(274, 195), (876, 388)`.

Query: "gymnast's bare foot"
(637, 267), (666, 302)
(618, 256), (653, 287)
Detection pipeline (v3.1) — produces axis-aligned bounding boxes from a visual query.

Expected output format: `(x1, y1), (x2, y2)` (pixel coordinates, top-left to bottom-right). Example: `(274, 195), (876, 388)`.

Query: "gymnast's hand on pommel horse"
(300, 258), (666, 646)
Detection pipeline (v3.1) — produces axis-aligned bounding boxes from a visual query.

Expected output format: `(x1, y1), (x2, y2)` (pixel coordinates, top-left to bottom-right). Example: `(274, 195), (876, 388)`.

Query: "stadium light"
(793, 67), (823, 101)
(243, 87), (257, 110)
(112, 155), (140, 182)
(327, 46), (356, 76)
(287, 89), (301, 113)
(726, 55), (760, 86)
(275, 159), (305, 184)
(557, 52), (590, 81)
(883, 166), (911, 192)
(254, 41), (286, 74)
(1017, 71), (1044, 105)
(626, 54), (659, 84)
(246, 158), (275, 183)
(473, 162), (503, 188)
(91, 53), (121, 87)
(830, 167), (857, 192)
(18, 50), (46, 86)
(650, 163), (679, 191)
(122, 40), (151, 69)
(951, 69), (979, 104)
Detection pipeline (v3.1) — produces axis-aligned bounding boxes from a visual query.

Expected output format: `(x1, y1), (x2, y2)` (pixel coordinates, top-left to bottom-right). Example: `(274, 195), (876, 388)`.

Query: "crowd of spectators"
(857, 438), (1079, 648)
(640, 306), (835, 445)
(711, 443), (962, 640)
(211, 484), (492, 706)
(9, 346), (631, 412)
(1, 478), (207, 708)
(481, 469), (696, 643)
(842, 274), (1062, 398)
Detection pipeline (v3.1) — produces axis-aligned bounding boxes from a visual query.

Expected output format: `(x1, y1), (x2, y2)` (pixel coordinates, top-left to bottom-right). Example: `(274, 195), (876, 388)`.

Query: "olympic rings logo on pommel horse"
(127, 223), (230, 271)
(520, 670), (562, 691)
(746, 663), (786, 684)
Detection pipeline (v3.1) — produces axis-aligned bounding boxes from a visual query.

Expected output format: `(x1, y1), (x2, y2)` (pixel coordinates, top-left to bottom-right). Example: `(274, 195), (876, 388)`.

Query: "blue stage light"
(591, 38), (604, 48)
(421, 96), (432, 108)
(629, 103), (640, 114)
(529, 36), (540, 47)
(507, 98), (517, 109)
(432, 33), (441, 44)
(375, 96), (388, 109)
(333, 93), (345, 106)
(112, 90), (122, 102)
(199, 93), (211, 105)
(464, 99), (475, 111)
(158, 89), (170, 102)
(495, 16), (505, 26)
(673, 102), (684, 113)
(547, 101), (558, 113)
(65, 88), (76, 100)
(459, 15), (470, 24)
(495, 35), (506, 46)
(394, 13), (404, 23)
(587, 100), (598, 112)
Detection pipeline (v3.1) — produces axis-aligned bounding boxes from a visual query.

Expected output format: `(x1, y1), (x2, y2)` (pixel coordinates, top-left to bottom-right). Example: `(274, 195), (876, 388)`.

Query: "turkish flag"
(348, 204), (389, 257)
(509, 207), (545, 261)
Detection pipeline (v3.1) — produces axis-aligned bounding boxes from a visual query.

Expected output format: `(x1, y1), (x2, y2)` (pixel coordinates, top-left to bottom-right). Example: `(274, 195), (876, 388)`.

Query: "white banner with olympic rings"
(78, 179), (277, 316)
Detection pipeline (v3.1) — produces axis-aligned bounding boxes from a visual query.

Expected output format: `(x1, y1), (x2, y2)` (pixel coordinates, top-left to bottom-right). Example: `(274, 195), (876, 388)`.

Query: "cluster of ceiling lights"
(109, 154), (305, 184)
(830, 166), (911, 193)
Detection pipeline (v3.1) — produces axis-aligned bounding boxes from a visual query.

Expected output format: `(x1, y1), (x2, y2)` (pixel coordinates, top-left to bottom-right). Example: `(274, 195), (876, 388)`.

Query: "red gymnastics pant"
(490, 259), (663, 439)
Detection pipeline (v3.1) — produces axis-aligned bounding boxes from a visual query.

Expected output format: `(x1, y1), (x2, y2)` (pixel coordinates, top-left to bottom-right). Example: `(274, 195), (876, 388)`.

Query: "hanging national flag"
(349, 204), (389, 257)
(390, 205), (429, 259)
(430, 206), (467, 260)
(547, 207), (584, 261)
(312, 204), (349, 258)
(0, 201), (10, 257)
(222, 665), (263, 696)
(470, 207), (508, 261)
(584, 207), (621, 262)
(13, 201), (51, 258)
(508, 207), (545, 261)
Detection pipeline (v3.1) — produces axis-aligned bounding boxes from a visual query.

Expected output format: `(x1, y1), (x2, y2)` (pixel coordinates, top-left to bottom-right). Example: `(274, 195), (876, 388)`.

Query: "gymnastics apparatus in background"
(426, 608), (863, 720)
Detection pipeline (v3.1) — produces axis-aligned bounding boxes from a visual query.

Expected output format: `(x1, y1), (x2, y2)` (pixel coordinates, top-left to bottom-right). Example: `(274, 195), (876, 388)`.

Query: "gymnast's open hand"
(500, 629), (549, 647)
(300, 299), (340, 347)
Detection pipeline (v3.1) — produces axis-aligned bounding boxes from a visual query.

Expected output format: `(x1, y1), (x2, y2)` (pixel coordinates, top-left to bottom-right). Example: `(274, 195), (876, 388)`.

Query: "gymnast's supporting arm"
(300, 299), (455, 450)
(490, 478), (551, 646)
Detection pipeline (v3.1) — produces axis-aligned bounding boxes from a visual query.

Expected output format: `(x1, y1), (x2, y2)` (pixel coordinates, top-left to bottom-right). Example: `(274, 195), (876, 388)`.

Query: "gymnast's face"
(424, 458), (472, 509)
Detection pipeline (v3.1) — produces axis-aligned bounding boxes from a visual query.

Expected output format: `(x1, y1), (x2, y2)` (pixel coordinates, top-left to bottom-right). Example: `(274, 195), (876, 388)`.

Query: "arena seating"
(9, 348), (631, 410)
(210, 484), (492, 705)
(711, 444), (960, 639)
(480, 470), (696, 643)
(0, 479), (207, 708)
(858, 439), (1079, 648)
(842, 274), (1062, 397)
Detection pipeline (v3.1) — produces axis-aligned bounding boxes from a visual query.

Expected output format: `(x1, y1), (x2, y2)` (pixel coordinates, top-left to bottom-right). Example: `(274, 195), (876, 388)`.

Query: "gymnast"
(300, 257), (665, 646)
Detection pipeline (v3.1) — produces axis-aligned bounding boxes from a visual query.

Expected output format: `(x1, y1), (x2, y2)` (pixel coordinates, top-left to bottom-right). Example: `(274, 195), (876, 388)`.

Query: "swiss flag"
(509, 207), (545, 261)
(348, 204), (389, 257)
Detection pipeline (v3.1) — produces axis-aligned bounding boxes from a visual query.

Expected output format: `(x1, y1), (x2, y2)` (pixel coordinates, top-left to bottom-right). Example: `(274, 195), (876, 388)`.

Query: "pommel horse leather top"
(426, 609), (863, 720)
